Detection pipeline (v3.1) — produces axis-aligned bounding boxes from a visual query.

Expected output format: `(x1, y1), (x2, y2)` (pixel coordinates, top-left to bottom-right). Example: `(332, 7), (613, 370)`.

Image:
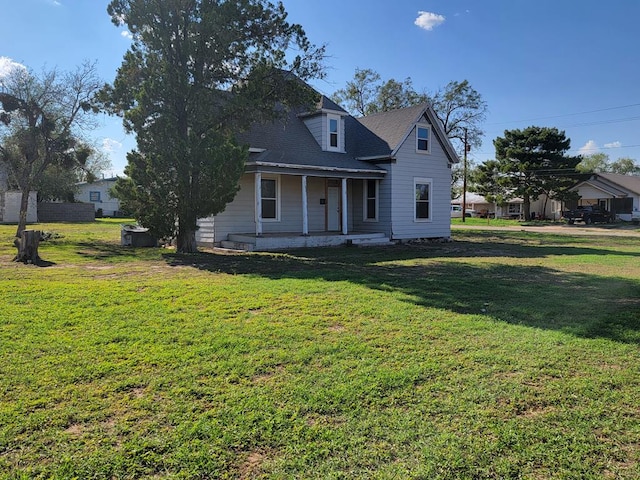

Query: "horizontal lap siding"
(351, 170), (393, 236)
(200, 174), (256, 243)
(390, 127), (452, 239)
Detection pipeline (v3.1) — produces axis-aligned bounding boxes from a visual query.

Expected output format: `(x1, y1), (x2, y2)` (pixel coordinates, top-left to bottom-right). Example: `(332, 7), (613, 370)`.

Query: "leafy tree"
(609, 157), (640, 175)
(331, 68), (381, 116)
(0, 62), (102, 239)
(576, 152), (609, 173)
(577, 152), (640, 175)
(103, 0), (324, 253)
(427, 80), (487, 152)
(476, 127), (581, 220)
(331, 69), (426, 117)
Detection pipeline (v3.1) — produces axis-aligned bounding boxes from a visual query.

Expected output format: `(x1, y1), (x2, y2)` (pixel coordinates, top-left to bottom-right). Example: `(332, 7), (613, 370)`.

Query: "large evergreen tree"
(475, 126), (581, 220)
(103, 0), (324, 253)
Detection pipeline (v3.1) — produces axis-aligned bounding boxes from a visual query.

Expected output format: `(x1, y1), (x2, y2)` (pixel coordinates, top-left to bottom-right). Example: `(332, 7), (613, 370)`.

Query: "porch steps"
(220, 240), (255, 252)
(350, 236), (394, 247)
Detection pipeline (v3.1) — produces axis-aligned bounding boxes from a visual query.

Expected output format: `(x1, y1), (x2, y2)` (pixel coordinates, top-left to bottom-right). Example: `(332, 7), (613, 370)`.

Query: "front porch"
(220, 231), (393, 251)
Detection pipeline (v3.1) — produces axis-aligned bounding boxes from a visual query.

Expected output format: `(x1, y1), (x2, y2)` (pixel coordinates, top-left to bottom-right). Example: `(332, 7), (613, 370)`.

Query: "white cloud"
(102, 138), (123, 153)
(604, 141), (622, 149)
(578, 140), (599, 155)
(121, 30), (133, 40)
(414, 11), (446, 31)
(0, 56), (27, 79)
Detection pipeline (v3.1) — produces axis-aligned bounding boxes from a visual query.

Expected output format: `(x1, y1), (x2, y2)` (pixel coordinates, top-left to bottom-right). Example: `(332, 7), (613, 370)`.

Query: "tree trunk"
(523, 195), (531, 221)
(13, 230), (41, 264)
(15, 187), (31, 238)
(176, 223), (198, 253)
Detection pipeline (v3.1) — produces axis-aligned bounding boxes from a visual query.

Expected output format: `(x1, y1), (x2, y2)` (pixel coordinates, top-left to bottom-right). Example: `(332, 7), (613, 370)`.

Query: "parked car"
(451, 205), (476, 218)
(563, 205), (612, 225)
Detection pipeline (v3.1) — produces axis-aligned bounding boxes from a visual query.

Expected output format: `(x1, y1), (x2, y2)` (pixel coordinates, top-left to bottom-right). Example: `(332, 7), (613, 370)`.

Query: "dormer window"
(416, 125), (431, 154)
(327, 114), (341, 152)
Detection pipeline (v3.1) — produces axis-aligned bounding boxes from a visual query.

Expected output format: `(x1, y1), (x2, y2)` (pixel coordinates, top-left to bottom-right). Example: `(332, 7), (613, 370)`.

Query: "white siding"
(75, 180), (121, 216)
(203, 174), (256, 243)
(302, 116), (323, 149)
(389, 124), (452, 239)
(1, 191), (38, 223)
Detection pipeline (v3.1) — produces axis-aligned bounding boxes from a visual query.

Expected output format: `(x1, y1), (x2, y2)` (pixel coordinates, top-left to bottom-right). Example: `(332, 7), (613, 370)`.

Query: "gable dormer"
(300, 96), (347, 153)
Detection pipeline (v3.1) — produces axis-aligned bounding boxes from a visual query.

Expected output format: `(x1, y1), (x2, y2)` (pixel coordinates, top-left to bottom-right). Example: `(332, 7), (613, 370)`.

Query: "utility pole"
(462, 128), (469, 223)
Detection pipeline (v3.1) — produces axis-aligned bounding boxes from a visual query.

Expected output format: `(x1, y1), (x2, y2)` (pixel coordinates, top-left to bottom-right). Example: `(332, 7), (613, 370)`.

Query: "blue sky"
(2, 0), (640, 175)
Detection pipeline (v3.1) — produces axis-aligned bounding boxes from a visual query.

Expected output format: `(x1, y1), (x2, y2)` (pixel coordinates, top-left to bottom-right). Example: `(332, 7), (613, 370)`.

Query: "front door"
(327, 186), (341, 231)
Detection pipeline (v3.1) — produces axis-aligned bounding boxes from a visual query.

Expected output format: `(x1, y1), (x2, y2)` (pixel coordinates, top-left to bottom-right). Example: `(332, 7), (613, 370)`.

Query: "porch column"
(341, 177), (348, 235)
(301, 175), (309, 235)
(255, 172), (262, 236)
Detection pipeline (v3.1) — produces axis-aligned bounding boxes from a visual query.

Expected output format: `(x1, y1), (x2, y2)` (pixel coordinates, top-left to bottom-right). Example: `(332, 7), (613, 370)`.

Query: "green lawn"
(1, 221), (639, 479)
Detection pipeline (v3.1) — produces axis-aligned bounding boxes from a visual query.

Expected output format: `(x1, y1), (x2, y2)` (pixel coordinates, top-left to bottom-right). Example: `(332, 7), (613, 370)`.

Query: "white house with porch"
(196, 95), (459, 251)
(568, 173), (640, 221)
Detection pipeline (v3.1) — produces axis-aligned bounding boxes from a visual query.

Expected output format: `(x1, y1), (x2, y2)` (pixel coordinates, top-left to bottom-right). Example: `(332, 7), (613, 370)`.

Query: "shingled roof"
(238, 95), (458, 175)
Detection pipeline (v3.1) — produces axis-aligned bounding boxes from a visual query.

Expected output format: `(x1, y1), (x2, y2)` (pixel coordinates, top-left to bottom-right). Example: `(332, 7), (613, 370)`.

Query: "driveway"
(452, 223), (640, 237)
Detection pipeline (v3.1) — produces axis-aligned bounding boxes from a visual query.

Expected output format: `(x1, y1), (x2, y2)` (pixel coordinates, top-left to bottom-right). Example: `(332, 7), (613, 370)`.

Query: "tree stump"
(13, 230), (42, 264)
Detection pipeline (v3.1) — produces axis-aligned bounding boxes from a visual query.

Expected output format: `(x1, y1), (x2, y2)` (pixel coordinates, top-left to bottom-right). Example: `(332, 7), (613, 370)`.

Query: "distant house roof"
(571, 173), (640, 197)
(76, 176), (119, 186)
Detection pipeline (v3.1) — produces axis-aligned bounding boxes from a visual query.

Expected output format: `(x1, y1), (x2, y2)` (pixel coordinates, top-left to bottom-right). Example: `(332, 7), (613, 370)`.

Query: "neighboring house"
(0, 165), (38, 223)
(568, 173), (640, 221)
(453, 193), (563, 220)
(197, 95), (459, 250)
(75, 177), (121, 217)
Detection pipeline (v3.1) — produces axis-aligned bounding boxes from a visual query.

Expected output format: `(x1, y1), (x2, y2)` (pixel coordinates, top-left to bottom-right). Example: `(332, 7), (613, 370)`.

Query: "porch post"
(341, 177), (348, 235)
(301, 175), (309, 235)
(255, 172), (262, 236)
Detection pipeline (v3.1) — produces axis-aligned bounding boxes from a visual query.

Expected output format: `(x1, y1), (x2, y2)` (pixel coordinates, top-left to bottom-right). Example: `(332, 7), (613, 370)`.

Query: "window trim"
(89, 191), (101, 202)
(416, 124), (431, 154)
(260, 175), (281, 222)
(363, 179), (379, 222)
(327, 114), (341, 152)
(414, 177), (432, 222)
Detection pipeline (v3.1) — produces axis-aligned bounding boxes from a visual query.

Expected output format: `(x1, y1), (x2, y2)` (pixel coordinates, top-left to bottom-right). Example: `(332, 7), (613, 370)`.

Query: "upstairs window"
(327, 114), (341, 151)
(416, 125), (431, 154)
(89, 191), (101, 202)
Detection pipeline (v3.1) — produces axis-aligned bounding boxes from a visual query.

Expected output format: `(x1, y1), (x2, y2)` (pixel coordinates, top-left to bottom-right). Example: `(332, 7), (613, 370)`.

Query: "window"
(327, 114), (341, 151)
(260, 177), (279, 221)
(414, 178), (432, 221)
(89, 191), (101, 202)
(507, 203), (521, 214)
(416, 125), (431, 153)
(364, 179), (378, 221)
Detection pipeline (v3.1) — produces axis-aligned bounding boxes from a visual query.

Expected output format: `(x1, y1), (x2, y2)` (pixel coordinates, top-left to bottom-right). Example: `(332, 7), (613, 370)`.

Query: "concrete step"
(350, 237), (394, 246)
(220, 240), (255, 252)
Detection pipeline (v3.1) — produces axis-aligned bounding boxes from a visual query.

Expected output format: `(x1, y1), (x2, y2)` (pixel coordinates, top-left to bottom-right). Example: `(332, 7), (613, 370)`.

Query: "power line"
(485, 102), (640, 126)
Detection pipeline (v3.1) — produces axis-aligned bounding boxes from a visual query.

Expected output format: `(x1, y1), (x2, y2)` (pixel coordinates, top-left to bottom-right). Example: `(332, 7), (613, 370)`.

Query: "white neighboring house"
(568, 173), (640, 221)
(453, 192), (564, 220)
(0, 165), (38, 223)
(75, 177), (122, 217)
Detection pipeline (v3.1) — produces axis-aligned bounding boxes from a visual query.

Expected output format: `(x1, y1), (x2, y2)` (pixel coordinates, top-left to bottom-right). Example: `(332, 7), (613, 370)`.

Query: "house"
(452, 193), (563, 220)
(568, 173), (640, 221)
(196, 95), (459, 250)
(75, 177), (122, 217)
(0, 165), (38, 224)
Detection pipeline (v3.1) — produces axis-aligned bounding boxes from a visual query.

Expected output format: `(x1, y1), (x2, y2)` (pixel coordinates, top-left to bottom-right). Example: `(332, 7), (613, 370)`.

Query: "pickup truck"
(563, 206), (612, 225)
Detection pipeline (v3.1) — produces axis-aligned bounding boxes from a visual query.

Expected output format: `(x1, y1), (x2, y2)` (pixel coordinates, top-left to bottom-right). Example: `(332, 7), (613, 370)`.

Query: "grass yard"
(1, 220), (639, 479)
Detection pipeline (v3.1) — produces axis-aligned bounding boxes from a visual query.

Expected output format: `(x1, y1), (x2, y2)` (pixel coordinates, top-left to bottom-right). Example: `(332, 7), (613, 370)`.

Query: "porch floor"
(221, 231), (393, 251)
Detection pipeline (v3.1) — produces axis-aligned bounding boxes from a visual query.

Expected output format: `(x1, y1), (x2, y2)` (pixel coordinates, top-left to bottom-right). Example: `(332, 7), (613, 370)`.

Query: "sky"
(2, 0), (640, 175)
